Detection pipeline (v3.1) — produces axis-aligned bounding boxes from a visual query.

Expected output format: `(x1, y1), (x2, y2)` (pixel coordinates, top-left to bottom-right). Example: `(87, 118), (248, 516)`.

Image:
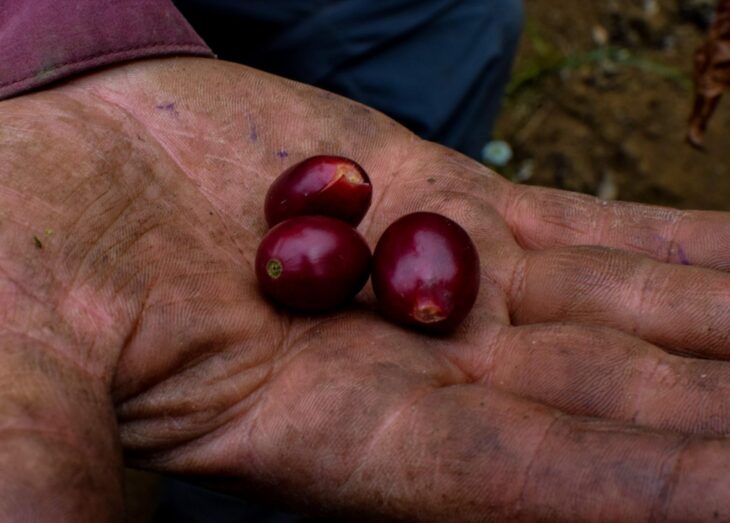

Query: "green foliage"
(507, 28), (691, 97)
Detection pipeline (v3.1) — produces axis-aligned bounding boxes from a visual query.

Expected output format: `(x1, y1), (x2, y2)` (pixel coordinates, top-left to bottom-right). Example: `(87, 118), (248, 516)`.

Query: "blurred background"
(492, 0), (730, 210)
(125, 0), (730, 521)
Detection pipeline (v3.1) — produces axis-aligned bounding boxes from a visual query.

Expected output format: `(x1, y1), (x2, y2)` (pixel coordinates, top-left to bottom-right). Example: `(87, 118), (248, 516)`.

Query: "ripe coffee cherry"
(265, 155), (372, 227)
(255, 216), (371, 311)
(372, 212), (480, 333)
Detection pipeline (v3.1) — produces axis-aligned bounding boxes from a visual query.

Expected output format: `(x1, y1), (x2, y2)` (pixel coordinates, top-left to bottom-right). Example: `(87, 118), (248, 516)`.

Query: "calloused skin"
(1, 57), (730, 522)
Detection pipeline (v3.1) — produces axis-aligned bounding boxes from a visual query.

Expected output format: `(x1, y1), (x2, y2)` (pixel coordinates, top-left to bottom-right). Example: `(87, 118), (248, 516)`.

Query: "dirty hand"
(1, 58), (729, 521)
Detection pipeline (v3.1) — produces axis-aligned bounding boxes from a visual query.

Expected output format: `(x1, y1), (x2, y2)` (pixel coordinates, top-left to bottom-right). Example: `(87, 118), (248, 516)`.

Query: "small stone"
(481, 140), (513, 167)
(643, 0), (659, 17)
(597, 171), (619, 201)
(515, 159), (535, 183)
(592, 25), (609, 46)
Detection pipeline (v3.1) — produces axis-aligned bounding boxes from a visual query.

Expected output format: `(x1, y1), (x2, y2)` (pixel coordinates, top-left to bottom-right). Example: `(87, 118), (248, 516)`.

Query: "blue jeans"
(174, 0), (523, 159)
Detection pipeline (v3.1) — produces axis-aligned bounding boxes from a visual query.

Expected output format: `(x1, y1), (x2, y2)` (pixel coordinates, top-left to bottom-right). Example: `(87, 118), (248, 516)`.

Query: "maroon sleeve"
(0, 0), (214, 100)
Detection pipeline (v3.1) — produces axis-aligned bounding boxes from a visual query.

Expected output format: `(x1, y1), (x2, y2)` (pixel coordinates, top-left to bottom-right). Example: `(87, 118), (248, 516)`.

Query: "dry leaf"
(688, 0), (730, 148)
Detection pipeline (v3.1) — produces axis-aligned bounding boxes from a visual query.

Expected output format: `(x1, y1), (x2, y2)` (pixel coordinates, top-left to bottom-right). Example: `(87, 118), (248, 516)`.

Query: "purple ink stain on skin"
(677, 245), (691, 265)
(277, 149), (288, 159)
(156, 102), (179, 117)
(652, 234), (690, 265)
(245, 113), (258, 142)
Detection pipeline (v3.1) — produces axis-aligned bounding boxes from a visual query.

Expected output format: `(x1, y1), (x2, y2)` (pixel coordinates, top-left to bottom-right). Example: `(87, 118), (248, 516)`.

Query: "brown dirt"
(494, 0), (730, 211)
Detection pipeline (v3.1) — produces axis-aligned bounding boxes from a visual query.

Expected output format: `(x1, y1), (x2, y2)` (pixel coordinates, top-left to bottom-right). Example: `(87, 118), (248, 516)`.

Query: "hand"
(1, 57), (729, 522)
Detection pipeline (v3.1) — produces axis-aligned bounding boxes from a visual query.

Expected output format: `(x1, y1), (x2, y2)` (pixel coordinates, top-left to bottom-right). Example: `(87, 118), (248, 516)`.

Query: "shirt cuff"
(0, 0), (214, 100)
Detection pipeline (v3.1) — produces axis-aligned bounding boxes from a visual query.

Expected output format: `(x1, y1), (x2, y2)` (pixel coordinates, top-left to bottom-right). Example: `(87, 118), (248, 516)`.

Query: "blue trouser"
(174, 0), (523, 160)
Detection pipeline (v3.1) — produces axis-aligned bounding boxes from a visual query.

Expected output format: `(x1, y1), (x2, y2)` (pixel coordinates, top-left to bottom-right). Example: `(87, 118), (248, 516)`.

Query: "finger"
(124, 320), (730, 522)
(155, 379), (730, 521)
(353, 386), (729, 523)
(511, 245), (730, 359)
(503, 184), (730, 271)
(443, 322), (730, 436)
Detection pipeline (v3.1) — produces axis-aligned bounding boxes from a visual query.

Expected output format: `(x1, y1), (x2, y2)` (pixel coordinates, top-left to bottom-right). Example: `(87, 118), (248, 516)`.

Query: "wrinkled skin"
(1, 58), (730, 522)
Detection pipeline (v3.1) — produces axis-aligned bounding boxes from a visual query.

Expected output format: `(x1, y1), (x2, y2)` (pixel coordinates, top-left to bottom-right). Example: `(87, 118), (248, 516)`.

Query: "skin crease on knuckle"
(2, 57), (730, 521)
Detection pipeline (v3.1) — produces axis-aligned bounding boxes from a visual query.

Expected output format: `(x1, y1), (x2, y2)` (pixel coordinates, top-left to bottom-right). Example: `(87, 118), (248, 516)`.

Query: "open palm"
(1, 57), (729, 522)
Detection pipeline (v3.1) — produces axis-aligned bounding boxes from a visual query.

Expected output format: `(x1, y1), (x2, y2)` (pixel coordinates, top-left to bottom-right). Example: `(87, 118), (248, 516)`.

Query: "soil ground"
(494, 0), (730, 211)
